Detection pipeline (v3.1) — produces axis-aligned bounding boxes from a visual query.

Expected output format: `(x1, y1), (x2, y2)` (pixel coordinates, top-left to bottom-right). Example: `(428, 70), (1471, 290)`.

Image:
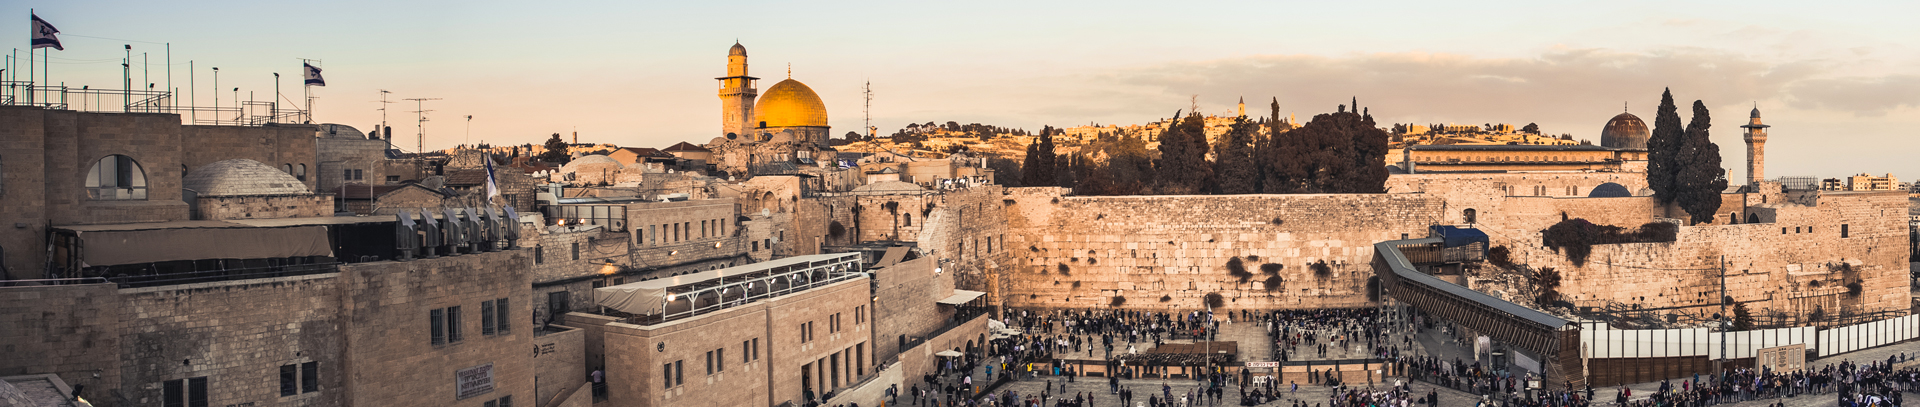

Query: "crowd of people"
(853, 306), (1920, 407)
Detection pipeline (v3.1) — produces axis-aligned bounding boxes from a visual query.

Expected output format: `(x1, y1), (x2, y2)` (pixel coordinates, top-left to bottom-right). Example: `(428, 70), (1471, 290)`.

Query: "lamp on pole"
(211, 67), (219, 121)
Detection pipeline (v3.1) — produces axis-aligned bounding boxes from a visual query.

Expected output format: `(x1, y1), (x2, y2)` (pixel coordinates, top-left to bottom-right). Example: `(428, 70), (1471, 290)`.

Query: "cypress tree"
(1646, 89), (1684, 204)
(1213, 116), (1259, 194)
(1675, 100), (1728, 224)
(1155, 112), (1212, 194)
(1021, 141), (1043, 186)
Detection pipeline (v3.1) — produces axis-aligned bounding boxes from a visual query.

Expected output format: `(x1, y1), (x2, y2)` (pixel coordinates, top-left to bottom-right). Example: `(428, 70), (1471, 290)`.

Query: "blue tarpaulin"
(1429, 225), (1490, 249)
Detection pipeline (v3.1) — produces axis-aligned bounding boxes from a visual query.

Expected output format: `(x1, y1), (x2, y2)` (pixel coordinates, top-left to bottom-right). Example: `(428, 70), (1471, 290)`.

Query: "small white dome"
(184, 159), (311, 197)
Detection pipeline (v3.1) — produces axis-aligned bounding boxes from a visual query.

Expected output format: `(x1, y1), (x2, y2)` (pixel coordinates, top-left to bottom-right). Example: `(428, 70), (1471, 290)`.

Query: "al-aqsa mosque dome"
(1600, 112), (1650, 150)
(755, 79), (829, 128)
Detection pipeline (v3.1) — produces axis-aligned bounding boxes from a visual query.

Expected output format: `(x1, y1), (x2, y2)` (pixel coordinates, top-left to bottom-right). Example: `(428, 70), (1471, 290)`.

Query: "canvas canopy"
(936, 290), (986, 305)
(60, 222), (332, 266)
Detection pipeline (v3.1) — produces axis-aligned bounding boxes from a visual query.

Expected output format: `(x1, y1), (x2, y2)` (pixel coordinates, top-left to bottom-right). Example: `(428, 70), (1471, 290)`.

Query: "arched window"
(85, 154), (147, 200)
(284, 163), (293, 174)
(1462, 208), (1477, 224)
(903, 213), (912, 227)
(297, 164), (307, 181)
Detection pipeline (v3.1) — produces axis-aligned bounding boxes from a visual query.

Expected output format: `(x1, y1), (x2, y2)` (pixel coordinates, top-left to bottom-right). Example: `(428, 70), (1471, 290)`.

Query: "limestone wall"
(0, 283), (122, 404)
(116, 273), (345, 407)
(1001, 190), (1445, 311)
(533, 326), (586, 406)
(191, 194), (334, 220)
(871, 257), (957, 362)
(1496, 191), (1912, 325)
(337, 250), (535, 407)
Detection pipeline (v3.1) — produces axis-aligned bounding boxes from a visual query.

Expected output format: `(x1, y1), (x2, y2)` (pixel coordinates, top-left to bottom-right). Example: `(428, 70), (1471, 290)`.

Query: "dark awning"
(59, 222), (333, 266)
(1429, 225), (1490, 249)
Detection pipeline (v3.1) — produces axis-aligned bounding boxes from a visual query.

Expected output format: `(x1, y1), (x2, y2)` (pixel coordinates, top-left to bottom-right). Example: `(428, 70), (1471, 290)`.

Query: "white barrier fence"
(1578, 322), (1814, 359)
(1580, 315), (1920, 360)
(1818, 314), (1920, 357)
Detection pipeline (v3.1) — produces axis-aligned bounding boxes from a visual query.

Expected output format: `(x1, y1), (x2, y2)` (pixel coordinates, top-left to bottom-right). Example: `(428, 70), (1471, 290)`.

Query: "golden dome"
(754, 79), (828, 128)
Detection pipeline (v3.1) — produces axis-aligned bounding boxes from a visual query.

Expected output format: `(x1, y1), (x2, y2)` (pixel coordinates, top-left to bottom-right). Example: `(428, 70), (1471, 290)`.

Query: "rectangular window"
(664, 363), (674, 389)
(498, 395), (512, 407)
(164, 379), (184, 407)
(571, 243), (580, 260)
(1842, 224), (1850, 238)
(753, 241), (759, 251)
(447, 306), (463, 343)
(280, 364), (298, 396)
(495, 299), (510, 334)
(744, 340), (752, 363)
(301, 361), (319, 393)
(706, 350), (714, 375)
(752, 338), (759, 360)
(800, 323), (808, 343)
(534, 245), (544, 264)
(188, 377), (208, 407)
(431, 308), (446, 345)
(716, 348), (725, 372)
(675, 360), (684, 386)
(548, 292), (571, 317)
(856, 343), (865, 376)
(481, 300), (497, 336)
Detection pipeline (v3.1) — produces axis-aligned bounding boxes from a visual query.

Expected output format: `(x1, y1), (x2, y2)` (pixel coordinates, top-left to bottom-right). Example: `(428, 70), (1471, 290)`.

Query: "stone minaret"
(1237, 97), (1245, 117)
(1741, 106), (1770, 186)
(718, 42), (759, 138)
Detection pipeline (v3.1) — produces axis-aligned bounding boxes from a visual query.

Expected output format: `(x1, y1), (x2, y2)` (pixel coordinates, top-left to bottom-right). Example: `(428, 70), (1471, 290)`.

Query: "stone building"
(571, 253), (875, 407)
(182, 158), (334, 220)
(1399, 111), (1651, 173)
(0, 106), (316, 280)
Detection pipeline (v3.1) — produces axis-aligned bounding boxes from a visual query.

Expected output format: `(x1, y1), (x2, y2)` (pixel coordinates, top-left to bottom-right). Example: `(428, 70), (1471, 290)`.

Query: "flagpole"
(27, 9), (33, 106)
(166, 43), (171, 113)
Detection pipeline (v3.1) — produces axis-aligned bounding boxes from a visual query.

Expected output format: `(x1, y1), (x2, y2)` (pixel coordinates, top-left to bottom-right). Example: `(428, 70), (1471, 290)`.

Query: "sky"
(10, 0), (1919, 180)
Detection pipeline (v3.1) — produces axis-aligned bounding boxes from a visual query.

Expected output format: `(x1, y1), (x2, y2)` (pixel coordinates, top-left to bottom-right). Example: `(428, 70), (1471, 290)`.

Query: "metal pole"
(166, 43), (171, 113)
(190, 61), (196, 123)
(274, 72), (280, 120)
(1719, 255), (1727, 379)
(124, 45), (130, 112)
(212, 67), (219, 121)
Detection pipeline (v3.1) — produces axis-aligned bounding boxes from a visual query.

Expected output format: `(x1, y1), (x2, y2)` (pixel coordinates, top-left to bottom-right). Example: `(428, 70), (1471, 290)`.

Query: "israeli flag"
(303, 62), (325, 86)
(31, 14), (62, 50)
(484, 157), (501, 200)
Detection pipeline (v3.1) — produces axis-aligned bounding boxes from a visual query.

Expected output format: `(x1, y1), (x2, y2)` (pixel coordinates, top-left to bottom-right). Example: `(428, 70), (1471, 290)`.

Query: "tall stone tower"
(719, 42), (759, 138)
(1741, 106), (1770, 186)
(1237, 97), (1245, 117)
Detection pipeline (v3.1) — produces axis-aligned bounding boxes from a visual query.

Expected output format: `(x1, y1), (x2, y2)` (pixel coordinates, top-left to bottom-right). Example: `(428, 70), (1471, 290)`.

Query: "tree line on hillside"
(1006, 98), (1390, 195)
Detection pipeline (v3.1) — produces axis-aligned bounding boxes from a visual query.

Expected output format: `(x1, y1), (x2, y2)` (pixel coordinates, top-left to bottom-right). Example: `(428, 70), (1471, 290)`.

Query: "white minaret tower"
(1741, 106), (1769, 186)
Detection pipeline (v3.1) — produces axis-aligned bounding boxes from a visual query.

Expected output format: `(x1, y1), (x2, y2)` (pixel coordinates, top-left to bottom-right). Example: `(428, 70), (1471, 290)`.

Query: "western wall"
(969, 173), (1911, 322)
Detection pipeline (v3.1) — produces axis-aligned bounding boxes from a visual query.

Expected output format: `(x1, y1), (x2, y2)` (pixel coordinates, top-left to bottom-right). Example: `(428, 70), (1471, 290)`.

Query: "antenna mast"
(864, 80), (874, 138)
(404, 97), (441, 153)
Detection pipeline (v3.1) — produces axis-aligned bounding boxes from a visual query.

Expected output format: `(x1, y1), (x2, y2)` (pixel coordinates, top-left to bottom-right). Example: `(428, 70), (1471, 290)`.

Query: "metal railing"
(107, 262), (340, 288)
(1, 81), (309, 125)
(624, 254), (865, 325)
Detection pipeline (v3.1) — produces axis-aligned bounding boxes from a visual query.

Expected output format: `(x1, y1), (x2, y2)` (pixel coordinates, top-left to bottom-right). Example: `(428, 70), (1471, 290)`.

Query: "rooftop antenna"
(405, 97), (441, 153)
(376, 90), (393, 132)
(864, 80), (874, 138)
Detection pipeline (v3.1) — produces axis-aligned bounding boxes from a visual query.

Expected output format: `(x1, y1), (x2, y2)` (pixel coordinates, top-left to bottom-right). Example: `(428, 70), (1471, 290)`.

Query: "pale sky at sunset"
(12, 1), (1918, 180)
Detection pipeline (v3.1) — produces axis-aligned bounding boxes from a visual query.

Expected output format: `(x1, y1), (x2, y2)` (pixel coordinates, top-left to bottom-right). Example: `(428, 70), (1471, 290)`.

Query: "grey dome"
(1587, 182), (1632, 198)
(1600, 112), (1649, 150)
(184, 159), (311, 197)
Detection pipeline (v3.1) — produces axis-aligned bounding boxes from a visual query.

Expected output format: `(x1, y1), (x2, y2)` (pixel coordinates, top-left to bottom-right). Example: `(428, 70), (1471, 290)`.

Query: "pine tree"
(1675, 100), (1728, 224)
(1154, 112), (1212, 194)
(1646, 89), (1684, 204)
(537, 133), (571, 164)
(1213, 116), (1259, 194)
